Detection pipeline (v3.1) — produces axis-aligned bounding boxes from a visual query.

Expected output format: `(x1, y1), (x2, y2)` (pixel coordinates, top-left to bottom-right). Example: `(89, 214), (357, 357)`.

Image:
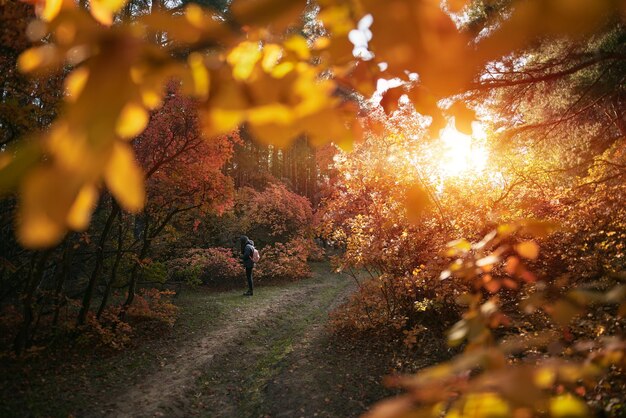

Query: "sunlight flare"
(438, 123), (489, 178)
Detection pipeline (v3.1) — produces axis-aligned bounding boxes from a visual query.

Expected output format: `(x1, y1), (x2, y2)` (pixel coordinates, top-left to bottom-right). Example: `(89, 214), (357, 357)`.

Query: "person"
(240, 235), (254, 296)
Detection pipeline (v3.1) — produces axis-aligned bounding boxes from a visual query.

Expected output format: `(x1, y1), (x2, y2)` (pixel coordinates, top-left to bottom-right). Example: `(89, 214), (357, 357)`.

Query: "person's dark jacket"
(241, 237), (254, 269)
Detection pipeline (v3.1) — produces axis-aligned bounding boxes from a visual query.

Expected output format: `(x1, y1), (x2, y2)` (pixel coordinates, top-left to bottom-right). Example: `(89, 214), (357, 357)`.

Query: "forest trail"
(102, 263), (360, 418)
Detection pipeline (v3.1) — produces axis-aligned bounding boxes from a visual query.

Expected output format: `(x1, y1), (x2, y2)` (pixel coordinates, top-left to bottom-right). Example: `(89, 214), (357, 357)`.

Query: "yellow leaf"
(270, 62), (294, 78)
(115, 103), (149, 140)
(46, 123), (91, 172)
(18, 167), (80, 248)
(534, 368), (556, 389)
(248, 104), (293, 125)
(497, 223), (517, 237)
(17, 45), (56, 73)
(185, 3), (204, 28)
(462, 392), (510, 418)
(228, 41), (262, 81)
(447, 238), (471, 252)
(104, 142), (145, 212)
(447, 319), (469, 345)
(284, 36), (310, 60)
(188, 53), (210, 99)
(18, 211), (65, 248)
(205, 108), (245, 136)
(38, 0), (63, 21)
(550, 394), (589, 417)
(90, 0), (127, 26)
(141, 88), (162, 110)
(64, 67), (89, 103)
(515, 241), (539, 260)
(262, 44), (283, 72)
(318, 5), (353, 35)
(66, 184), (98, 230)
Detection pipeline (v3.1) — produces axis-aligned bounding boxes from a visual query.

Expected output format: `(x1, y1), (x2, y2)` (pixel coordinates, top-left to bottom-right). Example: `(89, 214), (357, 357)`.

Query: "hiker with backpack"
(240, 235), (259, 296)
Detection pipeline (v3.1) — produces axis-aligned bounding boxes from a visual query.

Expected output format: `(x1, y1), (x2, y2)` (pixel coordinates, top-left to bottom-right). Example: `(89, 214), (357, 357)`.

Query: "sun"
(437, 123), (489, 179)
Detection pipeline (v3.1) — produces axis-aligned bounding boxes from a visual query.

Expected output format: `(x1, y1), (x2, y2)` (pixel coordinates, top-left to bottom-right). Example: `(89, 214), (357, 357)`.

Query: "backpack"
(251, 246), (260, 263)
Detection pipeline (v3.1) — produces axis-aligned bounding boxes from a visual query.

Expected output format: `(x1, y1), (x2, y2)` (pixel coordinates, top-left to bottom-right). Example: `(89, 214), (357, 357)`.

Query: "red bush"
(167, 247), (243, 287)
(255, 238), (313, 282)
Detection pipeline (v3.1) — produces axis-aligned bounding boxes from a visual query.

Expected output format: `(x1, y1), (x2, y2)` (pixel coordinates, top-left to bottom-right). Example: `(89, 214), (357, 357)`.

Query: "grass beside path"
(0, 261), (357, 417)
(1, 262), (424, 418)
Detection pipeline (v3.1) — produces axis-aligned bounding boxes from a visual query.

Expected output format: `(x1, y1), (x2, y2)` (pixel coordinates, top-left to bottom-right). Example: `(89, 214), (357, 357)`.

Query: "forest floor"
(0, 262), (431, 418)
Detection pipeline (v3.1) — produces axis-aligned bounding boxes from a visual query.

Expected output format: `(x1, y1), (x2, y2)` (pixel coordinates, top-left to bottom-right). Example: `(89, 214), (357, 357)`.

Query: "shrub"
(126, 289), (178, 326)
(79, 308), (133, 350)
(140, 261), (168, 284)
(167, 247), (243, 287)
(255, 238), (313, 282)
(330, 269), (461, 346)
(305, 238), (326, 262)
(78, 289), (177, 349)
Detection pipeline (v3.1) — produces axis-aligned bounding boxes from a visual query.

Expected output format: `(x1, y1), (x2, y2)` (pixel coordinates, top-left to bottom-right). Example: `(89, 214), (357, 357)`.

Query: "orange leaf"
(515, 240), (540, 260)
(505, 256), (520, 275)
(484, 279), (501, 294)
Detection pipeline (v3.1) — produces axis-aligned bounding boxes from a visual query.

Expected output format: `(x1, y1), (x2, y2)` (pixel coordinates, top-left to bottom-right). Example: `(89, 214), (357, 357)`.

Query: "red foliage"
(240, 183), (313, 241)
(255, 238), (314, 282)
(79, 288), (177, 349)
(126, 289), (178, 326)
(80, 309), (133, 350)
(167, 247), (243, 287)
(134, 87), (236, 219)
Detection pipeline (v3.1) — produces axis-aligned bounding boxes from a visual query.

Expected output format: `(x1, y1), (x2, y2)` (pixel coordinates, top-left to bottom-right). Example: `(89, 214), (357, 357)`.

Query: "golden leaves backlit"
(8, 0), (626, 249)
(204, 37), (355, 148)
(66, 183), (98, 230)
(188, 53), (210, 99)
(89, 0), (127, 26)
(64, 66), (89, 102)
(17, 45), (58, 73)
(18, 166), (81, 247)
(104, 142), (145, 213)
(550, 394), (589, 417)
(227, 41), (263, 81)
(115, 103), (149, 140)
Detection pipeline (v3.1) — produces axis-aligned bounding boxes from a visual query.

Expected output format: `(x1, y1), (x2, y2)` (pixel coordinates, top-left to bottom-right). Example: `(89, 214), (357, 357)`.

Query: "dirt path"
(102, 264), (358, 418)
(0, 263), (410, 417)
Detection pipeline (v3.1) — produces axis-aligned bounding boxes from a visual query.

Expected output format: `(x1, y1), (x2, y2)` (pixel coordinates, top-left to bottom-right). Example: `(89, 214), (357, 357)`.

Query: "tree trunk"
(121, 206), (196, 317)
(121, 214), (151, 316)
(14, 250), (52, 355)
(77, 201), (120, 326)
(97, 215), (124, 319)
(52, 241), (74, 327)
